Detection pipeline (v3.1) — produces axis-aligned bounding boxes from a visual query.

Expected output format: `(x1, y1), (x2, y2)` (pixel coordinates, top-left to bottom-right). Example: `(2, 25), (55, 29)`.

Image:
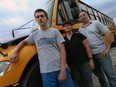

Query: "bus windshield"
(43, 0), (55, 26)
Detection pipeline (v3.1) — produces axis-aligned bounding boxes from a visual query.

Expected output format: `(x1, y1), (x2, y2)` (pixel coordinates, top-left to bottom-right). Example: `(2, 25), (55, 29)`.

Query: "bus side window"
(68, 0), (79, 20)
(63, 1), (74, 21)
(57, 2), (66, 24)
(71, 7), (79, 21)
(63, 0), (80, 23)
(68, 0), (77, 8)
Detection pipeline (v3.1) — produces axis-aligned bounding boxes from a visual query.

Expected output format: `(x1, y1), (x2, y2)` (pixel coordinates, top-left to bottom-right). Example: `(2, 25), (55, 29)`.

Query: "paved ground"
(93, 47), (116, 87)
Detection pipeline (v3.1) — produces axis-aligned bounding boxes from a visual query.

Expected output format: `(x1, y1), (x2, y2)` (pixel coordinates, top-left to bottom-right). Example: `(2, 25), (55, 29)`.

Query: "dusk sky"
(0, 0), (116, 42)
(81, 0), (116, 18)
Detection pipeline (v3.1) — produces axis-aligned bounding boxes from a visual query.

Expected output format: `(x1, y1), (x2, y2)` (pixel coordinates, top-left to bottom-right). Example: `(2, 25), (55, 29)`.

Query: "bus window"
(93, 10), (100, 21)
(62, 0), (80, 23)
(110, 18), (113, 25)
(68, 0), (77, 8)
(104, 16), (108, 25)
(101, 14), (106, 25)
(57, 3), (66, 24)
(87, 7), (95, 20)
(96, 16), (100, 21)
(90, 15), (95, 20)
(63, 1), (74, 21)
(93, 10), (97, 16)
(107, 17), (110, 25)
(87, 7), (93, 14)
(79, 2), (87, 11)
(107, 18), (110, 25)
(98, 12), (103, 23)
(43, 0), (55, 27)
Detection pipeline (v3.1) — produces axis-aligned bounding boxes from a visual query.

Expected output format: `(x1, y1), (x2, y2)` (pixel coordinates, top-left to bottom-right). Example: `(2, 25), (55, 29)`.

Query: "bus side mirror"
(0, 43), (8, 49)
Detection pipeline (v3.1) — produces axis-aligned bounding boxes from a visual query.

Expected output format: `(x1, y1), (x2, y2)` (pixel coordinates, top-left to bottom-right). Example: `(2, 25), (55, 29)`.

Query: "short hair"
(79, 10), (87, 14)
(62, 20), (72, 27)
(79, 10), (88, 16)
(34, 9), (48, 18)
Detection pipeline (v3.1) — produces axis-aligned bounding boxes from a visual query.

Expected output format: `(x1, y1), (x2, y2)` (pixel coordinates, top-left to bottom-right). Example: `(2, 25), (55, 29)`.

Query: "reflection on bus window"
(63, 1), (74, 21)
(63, 0), (80, 23)
(57, 2), (66, 24)
(43, 0), (55, 27)
(57, 0), (80, 25)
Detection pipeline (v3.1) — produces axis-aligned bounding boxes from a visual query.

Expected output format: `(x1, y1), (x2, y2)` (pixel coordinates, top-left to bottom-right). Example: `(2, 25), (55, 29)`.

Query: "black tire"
(20, 61), (42, 87)
(111, 41), (116, 47)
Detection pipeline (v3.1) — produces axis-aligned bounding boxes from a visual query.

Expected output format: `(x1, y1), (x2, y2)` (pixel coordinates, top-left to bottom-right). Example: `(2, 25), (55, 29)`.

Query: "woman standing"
(63, 21), (94, 87)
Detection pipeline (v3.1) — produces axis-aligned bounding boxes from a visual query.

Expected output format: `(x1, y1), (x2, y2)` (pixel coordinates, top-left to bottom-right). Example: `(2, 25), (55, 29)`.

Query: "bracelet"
(89, 58), (93, 60)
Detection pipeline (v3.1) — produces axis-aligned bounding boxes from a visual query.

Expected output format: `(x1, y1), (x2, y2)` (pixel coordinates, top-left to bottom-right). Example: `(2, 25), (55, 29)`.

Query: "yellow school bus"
(0, 0), (116, 87)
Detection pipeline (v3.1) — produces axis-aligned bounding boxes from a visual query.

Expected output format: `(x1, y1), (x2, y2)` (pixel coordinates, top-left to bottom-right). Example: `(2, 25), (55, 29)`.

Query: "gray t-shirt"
(79, 20), (109, 54)
(25, 28), (65, 73)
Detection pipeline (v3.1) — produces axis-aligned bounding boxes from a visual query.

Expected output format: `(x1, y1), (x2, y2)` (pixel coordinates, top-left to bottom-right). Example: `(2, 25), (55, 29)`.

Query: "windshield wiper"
(0, 51), (8, 57)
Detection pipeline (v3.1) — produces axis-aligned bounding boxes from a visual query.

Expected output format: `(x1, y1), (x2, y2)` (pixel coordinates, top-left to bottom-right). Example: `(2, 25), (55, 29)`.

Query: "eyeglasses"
(35, 15), (45, 18)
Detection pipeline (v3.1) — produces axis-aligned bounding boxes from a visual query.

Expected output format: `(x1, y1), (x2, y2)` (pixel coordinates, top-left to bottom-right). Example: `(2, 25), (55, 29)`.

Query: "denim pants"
(93, 53), (116, 87)
(71, 62), (94, 87)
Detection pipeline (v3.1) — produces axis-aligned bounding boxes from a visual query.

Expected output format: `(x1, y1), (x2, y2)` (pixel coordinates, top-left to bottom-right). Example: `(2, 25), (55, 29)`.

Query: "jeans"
(93, 53), (116, 87)
(71, 62), (94, 87)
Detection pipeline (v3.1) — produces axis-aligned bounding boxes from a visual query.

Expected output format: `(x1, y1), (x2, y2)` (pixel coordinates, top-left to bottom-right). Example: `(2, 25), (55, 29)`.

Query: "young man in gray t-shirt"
(10, 9), (74, 87)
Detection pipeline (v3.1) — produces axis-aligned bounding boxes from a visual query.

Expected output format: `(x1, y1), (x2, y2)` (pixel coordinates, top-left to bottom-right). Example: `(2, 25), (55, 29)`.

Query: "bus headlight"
(0, 61), (11, 76)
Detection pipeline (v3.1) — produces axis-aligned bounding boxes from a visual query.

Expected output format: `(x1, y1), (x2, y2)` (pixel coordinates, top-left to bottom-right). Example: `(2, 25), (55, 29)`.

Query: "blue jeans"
(71, 62), (93, 87)
(93, 53), (116, 87)
(41, 68), (74, 87)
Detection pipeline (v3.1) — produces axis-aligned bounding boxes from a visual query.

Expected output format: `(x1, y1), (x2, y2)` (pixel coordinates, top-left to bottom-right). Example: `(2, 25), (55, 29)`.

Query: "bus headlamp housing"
(0, 61), (11, 76)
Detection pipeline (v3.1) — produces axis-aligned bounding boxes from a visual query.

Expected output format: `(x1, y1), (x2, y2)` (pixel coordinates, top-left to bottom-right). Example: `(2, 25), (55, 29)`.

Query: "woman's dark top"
(64, 32), (89, 67)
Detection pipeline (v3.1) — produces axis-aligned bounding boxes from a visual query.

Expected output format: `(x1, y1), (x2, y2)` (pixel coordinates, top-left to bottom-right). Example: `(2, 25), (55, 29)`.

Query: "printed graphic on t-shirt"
(37, 37), (55, 50)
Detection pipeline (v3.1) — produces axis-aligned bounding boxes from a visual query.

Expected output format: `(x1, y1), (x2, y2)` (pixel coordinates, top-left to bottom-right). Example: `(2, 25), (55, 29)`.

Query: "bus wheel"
(20, 61), (42, 87)
(111, 41), (116, 47)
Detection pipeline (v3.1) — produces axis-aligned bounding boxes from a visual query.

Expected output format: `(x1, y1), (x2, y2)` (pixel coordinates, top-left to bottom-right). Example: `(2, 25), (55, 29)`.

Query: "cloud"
(0, 0), (45, 29)
(81, 0), (112, 7)
(0, 27), (13, 43)
(0, 0), (27, 29)
(0, 0), (29, 12)
(0, 0), (45, 42)
(1, 17), (25, 27)
(0, 0), (17, 11)
(97, 0), (116, 18)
